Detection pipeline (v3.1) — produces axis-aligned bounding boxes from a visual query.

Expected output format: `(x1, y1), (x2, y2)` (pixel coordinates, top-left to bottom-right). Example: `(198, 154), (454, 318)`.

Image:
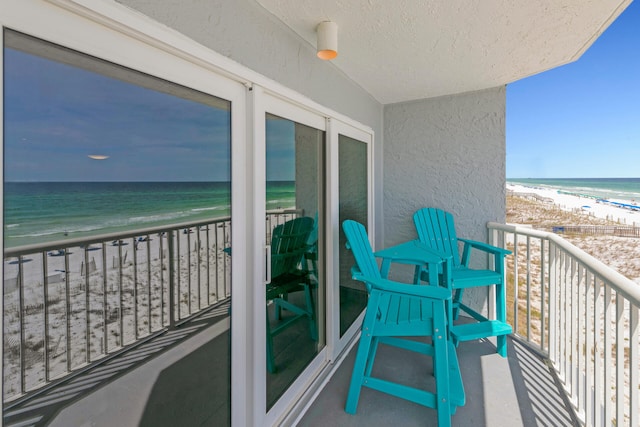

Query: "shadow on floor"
(139, 332), (230, 427)
(3, 303), (230, 427)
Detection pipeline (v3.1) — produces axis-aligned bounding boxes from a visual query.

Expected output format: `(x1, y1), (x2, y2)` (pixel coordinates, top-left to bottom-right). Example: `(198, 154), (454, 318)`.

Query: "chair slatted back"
(342, 220), (381, 288)
(270, 217), (314, 280)
(413, 208), (461, 267)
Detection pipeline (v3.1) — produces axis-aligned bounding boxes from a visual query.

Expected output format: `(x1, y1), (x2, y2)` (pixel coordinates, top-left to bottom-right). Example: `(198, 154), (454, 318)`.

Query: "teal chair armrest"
(458, 238), (512, 256)
(459, 238), (512, 267)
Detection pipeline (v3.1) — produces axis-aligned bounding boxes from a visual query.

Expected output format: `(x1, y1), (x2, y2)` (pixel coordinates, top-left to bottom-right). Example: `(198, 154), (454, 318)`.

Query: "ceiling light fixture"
(316, 21), (338, 60)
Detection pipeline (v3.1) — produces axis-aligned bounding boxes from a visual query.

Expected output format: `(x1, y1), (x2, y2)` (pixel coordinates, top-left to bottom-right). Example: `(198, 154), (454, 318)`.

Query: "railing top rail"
(488, 221), (640, 307)
(4, 208), (302, 258)
(4, 216), (231, 257)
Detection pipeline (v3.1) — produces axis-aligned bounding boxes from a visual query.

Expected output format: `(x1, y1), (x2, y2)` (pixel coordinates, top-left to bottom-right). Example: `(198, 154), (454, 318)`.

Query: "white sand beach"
(507, 183), (640, 285)
(507, 183), (640, 226)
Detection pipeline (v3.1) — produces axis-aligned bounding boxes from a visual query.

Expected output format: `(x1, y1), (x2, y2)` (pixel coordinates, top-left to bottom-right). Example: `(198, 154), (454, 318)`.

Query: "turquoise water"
(3, 181), (295, 247)
(507, 178), (640, 203)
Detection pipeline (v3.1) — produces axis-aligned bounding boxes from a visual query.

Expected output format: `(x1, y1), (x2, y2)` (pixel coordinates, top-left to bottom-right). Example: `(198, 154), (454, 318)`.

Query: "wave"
(191, 205), (230, 212)
(11, 223), (109, 238)
(5, 224), (20, 229)
(126, 211), (192, 224)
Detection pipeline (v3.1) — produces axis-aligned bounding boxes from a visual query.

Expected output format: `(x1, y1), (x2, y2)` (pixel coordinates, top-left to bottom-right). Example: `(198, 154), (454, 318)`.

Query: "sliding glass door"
(2, 26), (244, 427)
(327, 120), (373, 359)
(254, 91), (327, 420)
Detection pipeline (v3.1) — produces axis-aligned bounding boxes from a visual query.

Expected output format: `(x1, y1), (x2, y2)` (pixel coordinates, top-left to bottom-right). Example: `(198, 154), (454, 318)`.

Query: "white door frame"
(326, 119), (374, 362)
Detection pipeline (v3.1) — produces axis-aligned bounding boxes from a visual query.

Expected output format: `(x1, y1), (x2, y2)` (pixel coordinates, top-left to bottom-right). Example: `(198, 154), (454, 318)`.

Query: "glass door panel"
(3, 30), (233, 425)
(338, 134), (369, 336)
(265, 113), (325, 409)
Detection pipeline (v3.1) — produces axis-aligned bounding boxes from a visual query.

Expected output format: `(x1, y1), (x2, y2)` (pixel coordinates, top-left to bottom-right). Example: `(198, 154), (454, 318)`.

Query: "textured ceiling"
(255, 0), (631, 104)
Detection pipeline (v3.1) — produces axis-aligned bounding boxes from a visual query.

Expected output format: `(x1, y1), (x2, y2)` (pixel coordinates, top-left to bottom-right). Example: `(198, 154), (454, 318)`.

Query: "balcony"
(3, 220), (639, 426)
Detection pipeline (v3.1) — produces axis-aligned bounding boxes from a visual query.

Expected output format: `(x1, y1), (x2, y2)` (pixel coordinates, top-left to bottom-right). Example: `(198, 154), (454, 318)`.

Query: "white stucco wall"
(115, 0), (385, 245)
(383, 87), (507, 309)
(384, 86), (506, 244)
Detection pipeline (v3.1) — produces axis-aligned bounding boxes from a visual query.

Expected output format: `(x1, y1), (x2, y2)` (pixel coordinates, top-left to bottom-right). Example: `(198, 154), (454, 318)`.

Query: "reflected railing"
(488, 222), (640, 427)
(2, 209), (301, 404)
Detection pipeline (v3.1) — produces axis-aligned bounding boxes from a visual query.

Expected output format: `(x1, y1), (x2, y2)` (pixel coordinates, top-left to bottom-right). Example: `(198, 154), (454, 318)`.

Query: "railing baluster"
(585, 270), (594, 426)
(18, 256), (26, 394)
(223, 222), (229, 298)
(168, 230), (176, 327)
(206, 225), (211, 305)
(215, 224), (221, 302)
(42, 251), (50, 383)
(570, 257), (578, 405)
(558, 249), (566, 384)
(102, 242), (108, 355)
(615, 293), (625, 426)
(603, 284), (613, 425)
(84, 246), (91, 364)
(160, 232), (165, 327)
(147, 235), (152, 334)
(549, 242), (557, 363)
(540, 238), (546, 352)
(64, 249), (72, 373)
(197, 227), (202, 311)
(593, 277), (603, 425)
(525, 236), (531, 340)
(118, 242), (124, 347)
(577, 265), (585, 415)
(630, 305), (639, 427)
(133, 237), (139, 340)
(513, 233), (519, 335)
(187, 229), (192, 315)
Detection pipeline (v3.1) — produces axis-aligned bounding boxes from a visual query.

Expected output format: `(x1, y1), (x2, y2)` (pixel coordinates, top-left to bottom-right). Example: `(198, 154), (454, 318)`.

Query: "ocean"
(3, 181), (295, 248)
(507, 178), (640, 204)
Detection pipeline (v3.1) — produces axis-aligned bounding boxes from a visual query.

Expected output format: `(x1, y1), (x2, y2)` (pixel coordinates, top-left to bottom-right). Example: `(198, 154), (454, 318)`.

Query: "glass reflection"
(3, 30), (232, 425)
(265, 114), (325, 408)
(338, 135), (368, 336)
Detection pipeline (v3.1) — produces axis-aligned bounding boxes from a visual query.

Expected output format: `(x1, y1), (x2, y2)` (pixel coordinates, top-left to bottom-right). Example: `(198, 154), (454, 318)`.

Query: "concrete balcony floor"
(4, 309), (579, 427)
(300, 336), (579, 426)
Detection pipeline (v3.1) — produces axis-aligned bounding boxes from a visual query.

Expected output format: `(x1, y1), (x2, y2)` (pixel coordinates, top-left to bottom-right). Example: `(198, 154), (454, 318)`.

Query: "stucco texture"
(383, 87), (507, 310)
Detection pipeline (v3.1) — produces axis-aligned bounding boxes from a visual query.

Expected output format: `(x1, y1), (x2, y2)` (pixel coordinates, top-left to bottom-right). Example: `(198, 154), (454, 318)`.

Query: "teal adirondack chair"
(413, 208), (512, 357)
(266, 216), (317, 373)
(342, 220), (465, 426)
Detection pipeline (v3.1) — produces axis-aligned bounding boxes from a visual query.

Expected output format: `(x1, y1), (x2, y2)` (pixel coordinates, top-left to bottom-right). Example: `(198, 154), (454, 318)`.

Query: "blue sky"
(506, 1), (640, 178)
(4, 47), (233, 182)
(4, 44), (296, 182)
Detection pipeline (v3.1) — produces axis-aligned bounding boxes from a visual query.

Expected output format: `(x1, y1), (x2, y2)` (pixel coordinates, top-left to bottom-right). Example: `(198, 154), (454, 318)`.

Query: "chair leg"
(452, 289), (463, 320)
(345, 330), (374, 414)
(433, 310), (452, 427)
(364, 337), (380, 377)
(266, 311), (276, 373)
(304, 285), (317, 341)
(497, 335), (507, 357)
(345, 301), (380, 415)
(275, 293), (287, 320)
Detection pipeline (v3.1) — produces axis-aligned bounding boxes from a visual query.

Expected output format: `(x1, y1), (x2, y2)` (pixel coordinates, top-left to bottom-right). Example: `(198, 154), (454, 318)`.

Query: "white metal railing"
(2, 209), (301, 404)
(488, 222), (640, 427)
